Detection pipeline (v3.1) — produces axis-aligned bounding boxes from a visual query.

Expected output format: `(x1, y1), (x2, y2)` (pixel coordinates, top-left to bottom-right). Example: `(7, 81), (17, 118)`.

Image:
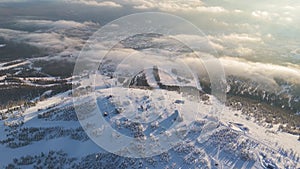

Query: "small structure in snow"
(175, 100), (185, 104)
(103, 112), (108, 117)
(174, 110), (183, 122)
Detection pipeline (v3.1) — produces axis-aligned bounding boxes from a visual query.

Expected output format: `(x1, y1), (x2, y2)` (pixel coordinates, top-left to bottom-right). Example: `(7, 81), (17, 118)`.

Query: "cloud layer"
(0, 0), (299, 90)
(0, 19), (100, 57)
(65, 0), (122, 7)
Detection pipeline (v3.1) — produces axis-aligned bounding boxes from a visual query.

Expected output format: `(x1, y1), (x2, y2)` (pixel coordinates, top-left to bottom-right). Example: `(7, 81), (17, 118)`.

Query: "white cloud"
(195, 6), (227, 13)
(17, 19), (99, 30)
(233, 9), (243, 13)
(127, 0), (227, 13)
(252, 10), (270, 19)
(284, 5), (296, 10)
(220, 57), (300, 87)
(207, 34), (263, 48)
(280, 17), (293, 22)
(208, 33), (262, 52)
(0, 28), (83, 54)
(234, 46), (254, 56)
(65, 0), (122, 7)
(168, 34), (224, 54)
(251, 9), (294, 23)
(220, 33), (262, 43)
(160, 33), (263, 58)
(0, 19), (100, 57)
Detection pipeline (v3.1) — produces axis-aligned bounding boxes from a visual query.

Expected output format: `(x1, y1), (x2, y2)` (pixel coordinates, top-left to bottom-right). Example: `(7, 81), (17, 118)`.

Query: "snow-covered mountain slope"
(1, 67), (299, 169)
(0, 33), (298, 169)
